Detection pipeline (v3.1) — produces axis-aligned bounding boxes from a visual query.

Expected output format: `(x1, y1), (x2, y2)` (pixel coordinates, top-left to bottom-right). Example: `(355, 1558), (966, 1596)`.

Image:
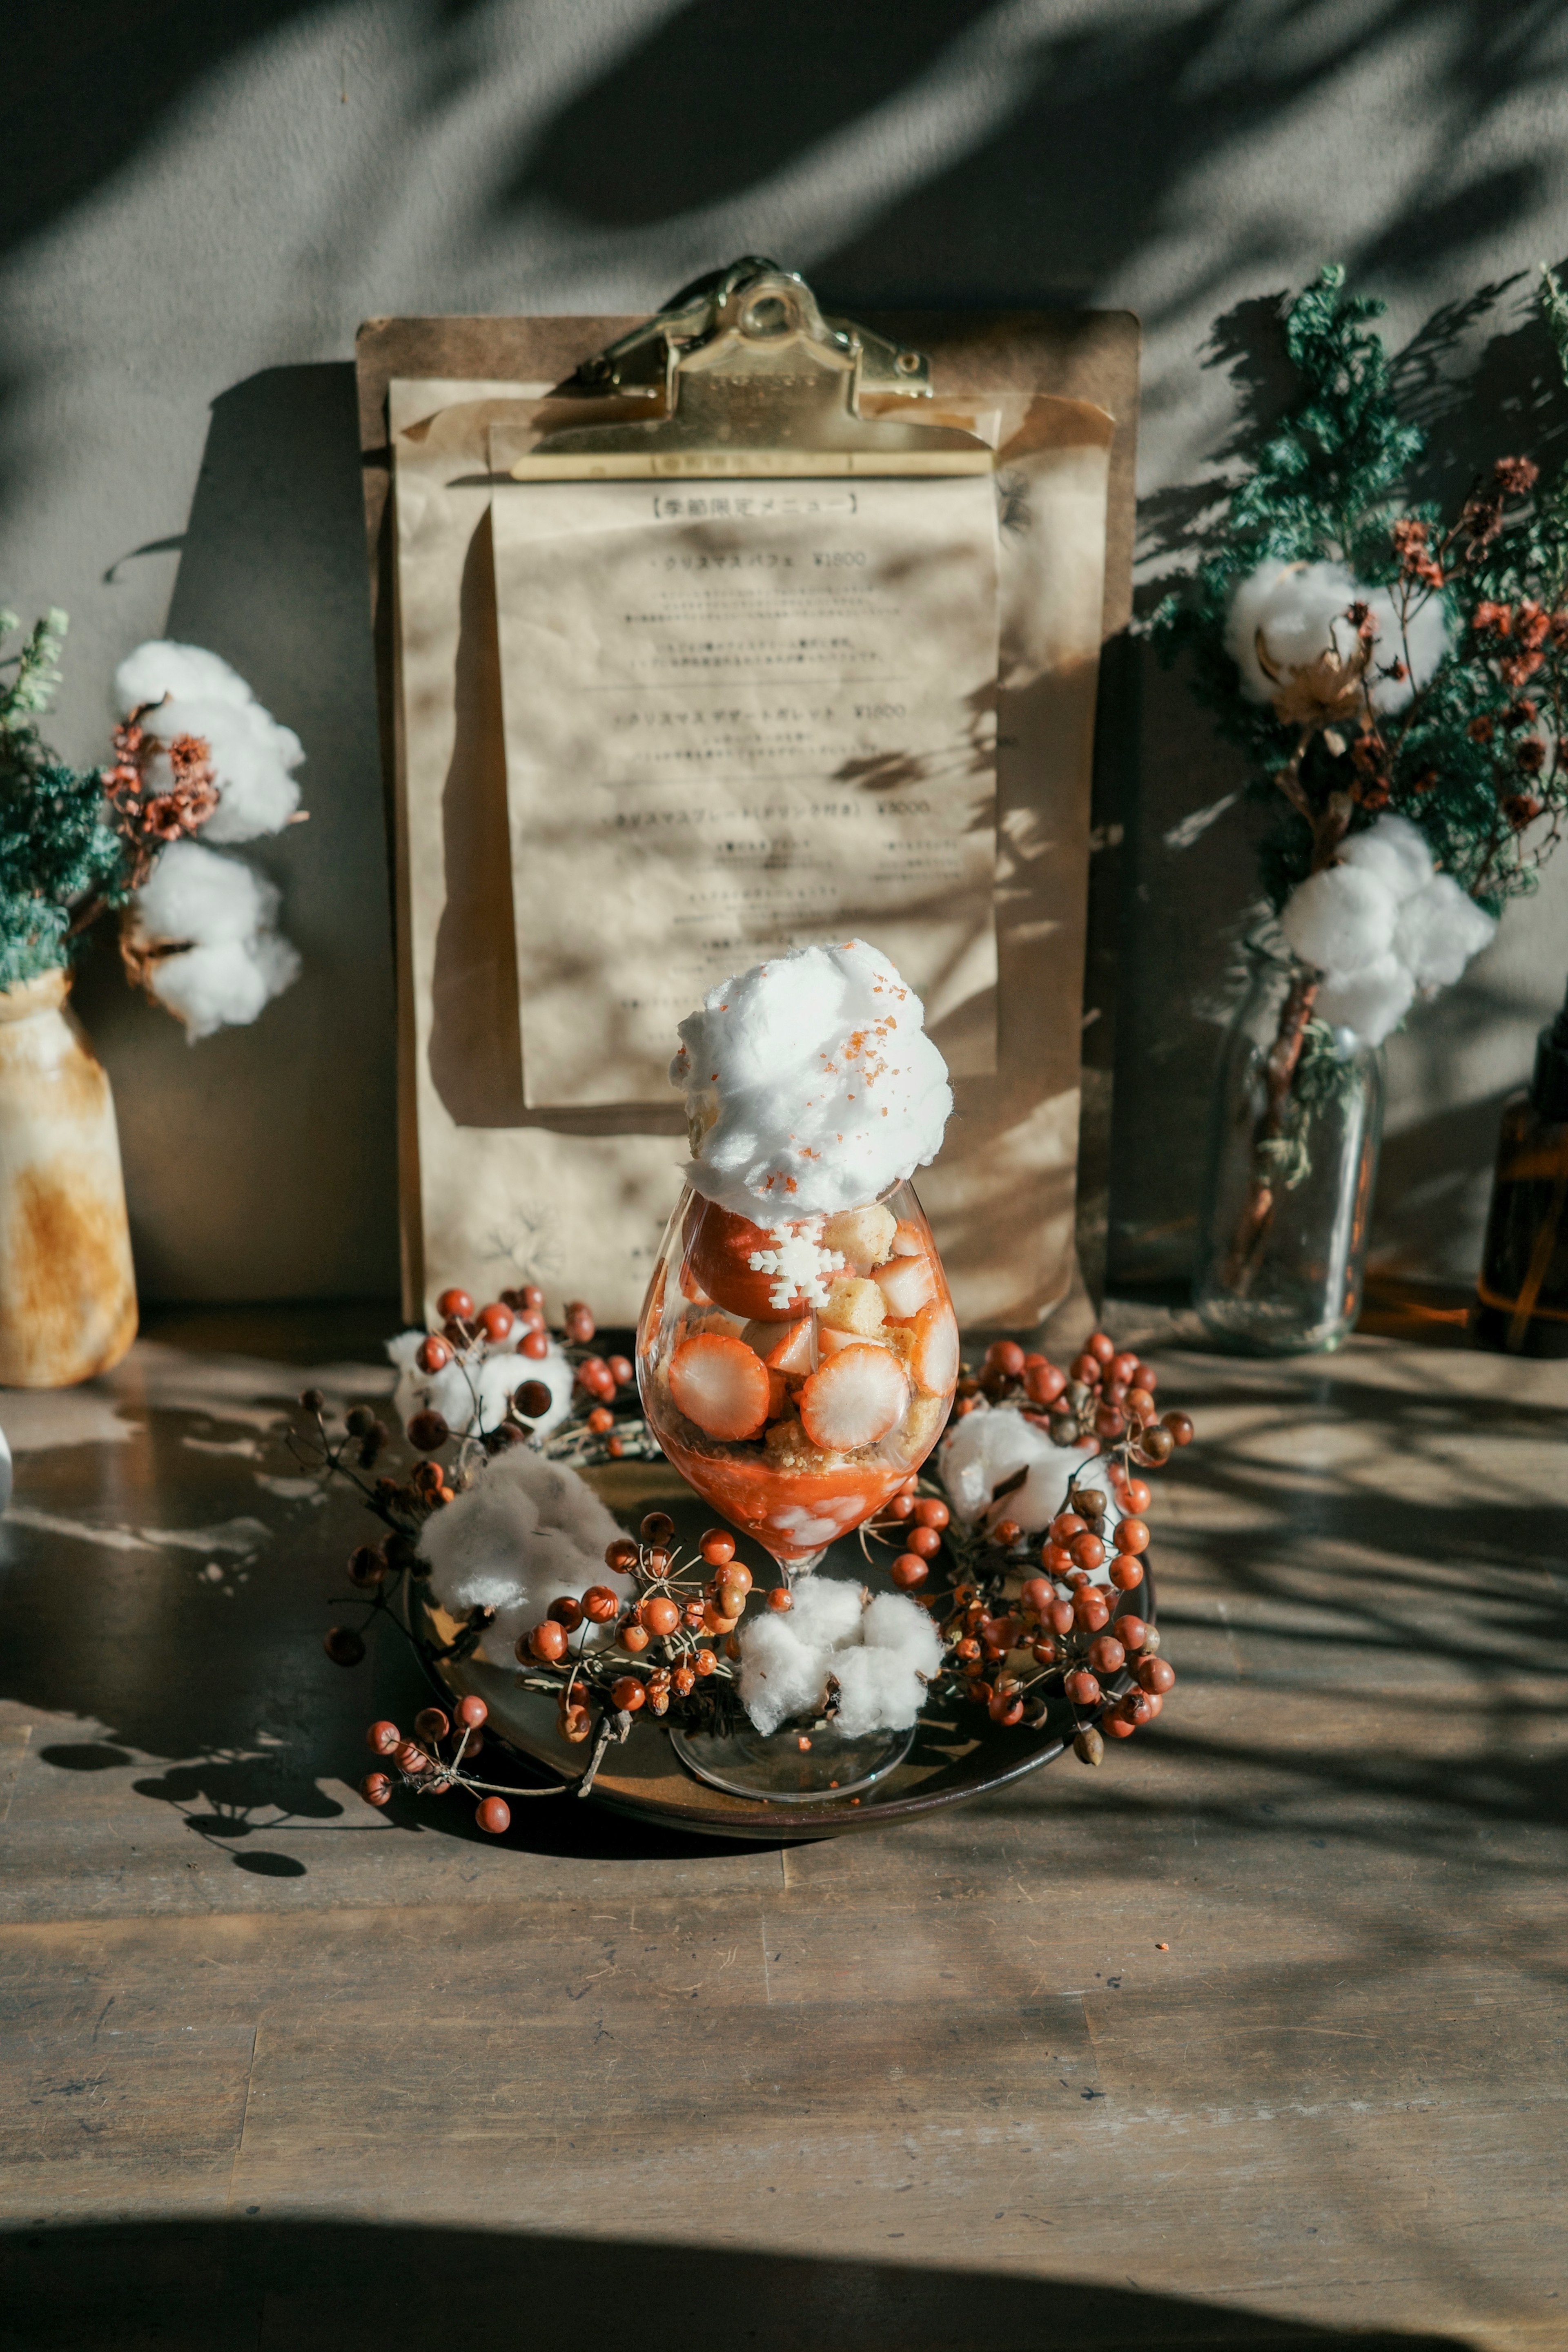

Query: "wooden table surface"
(0, 1305), (1563, 2352)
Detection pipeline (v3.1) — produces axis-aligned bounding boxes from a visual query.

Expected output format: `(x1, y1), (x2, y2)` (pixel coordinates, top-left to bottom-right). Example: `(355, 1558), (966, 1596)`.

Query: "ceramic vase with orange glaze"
(0, 968), (137, 1387)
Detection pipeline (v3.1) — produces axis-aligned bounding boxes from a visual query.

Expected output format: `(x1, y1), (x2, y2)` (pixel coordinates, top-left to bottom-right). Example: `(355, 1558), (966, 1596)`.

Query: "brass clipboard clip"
(502, 257), (992, 482)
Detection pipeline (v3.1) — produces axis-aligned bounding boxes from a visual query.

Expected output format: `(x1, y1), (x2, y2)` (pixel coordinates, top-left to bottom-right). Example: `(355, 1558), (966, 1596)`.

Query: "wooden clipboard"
(355, 262), (1139, 1331)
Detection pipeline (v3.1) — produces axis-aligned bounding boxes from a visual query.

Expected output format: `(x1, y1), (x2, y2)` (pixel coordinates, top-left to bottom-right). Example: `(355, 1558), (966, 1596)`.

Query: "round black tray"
(414, 1460), (1155, 1842)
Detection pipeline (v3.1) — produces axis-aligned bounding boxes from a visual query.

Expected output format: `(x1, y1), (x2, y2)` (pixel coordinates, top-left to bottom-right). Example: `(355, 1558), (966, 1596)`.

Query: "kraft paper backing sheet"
(358, 312), (1139, 1332)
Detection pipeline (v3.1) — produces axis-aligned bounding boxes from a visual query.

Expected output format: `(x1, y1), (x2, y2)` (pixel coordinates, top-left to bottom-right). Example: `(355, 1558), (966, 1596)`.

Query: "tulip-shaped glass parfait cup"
(636, 1177), (959, 1799)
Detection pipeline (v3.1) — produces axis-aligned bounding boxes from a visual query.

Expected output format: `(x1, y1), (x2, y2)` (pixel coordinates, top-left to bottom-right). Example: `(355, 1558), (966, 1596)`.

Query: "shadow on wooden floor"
(0, 2218), (1475, 2352)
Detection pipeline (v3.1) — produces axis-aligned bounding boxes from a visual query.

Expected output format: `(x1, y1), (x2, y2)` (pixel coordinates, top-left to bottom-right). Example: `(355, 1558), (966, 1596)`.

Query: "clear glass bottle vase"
(1193, 943), (1383, 1354)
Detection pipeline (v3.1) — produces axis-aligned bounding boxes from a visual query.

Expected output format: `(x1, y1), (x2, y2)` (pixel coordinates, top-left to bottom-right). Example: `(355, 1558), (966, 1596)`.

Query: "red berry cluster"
(861, 1330), (1194, 1763)
(406, 1286), (637, 1469)
(512, 1513), (765, 1735)
(944, 1481), (1176, 1750)
(302, 1286), (657, 1679)
(869, 1480), (950, 1590)
(349, 1512), (773, 1819)
(956, 1329), (1193, 1462)
(359, 1695), (519, 1836)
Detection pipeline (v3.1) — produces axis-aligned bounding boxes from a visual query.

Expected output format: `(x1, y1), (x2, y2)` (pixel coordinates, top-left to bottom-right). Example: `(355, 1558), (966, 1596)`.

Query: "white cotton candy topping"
(386, 1326), (574, 1444)
(1274, 815), (1497, 1047)
(1224, 561), (1448, 715)
(115, 640), (303, 843)
(938, 1404), (1083, 1534)
(735, 1577), (943, 1736)
(420, 1449), (631, 1669)
(670, 939), (952, 1228)
(1280, 865), (1399, 977)
(1394, 874), (1497, 989)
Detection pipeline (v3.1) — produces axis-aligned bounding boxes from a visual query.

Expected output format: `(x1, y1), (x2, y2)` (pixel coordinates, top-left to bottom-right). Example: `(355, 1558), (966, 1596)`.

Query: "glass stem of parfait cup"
(775, 1547), (828, 1583)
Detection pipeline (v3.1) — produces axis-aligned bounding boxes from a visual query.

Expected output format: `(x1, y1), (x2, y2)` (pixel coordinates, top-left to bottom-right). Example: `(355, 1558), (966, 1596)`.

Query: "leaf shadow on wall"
(72, 363), (399, 1303)
(429, 505), (527, 1126)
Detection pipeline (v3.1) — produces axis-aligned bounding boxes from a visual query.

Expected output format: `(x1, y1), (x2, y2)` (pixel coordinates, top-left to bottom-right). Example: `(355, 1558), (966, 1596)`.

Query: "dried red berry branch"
(863, 1327), (1193, 1760)
(303, 1291), (1194, 1827)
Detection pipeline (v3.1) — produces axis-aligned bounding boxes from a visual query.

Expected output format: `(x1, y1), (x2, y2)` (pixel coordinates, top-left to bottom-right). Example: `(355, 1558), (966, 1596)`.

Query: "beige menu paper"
(386, 373), (1115, 1327)
(488, 457), (1000, 1107)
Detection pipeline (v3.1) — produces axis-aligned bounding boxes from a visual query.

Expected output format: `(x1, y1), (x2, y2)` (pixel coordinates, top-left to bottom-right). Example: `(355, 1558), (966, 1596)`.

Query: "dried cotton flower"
(1224, 560), (1449, 720)
(1278, 813), (1496, 1044)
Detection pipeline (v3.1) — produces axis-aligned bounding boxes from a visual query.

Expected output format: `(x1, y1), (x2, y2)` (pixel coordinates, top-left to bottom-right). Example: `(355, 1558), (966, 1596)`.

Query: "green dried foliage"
(1152, 266), (1568, 915)
(0, 609), (128, 990)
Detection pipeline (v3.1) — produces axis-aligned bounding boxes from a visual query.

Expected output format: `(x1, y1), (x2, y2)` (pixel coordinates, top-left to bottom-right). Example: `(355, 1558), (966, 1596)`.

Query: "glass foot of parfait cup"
(668, 1718), (916, 1804)
(637, 1178), (959, 1802)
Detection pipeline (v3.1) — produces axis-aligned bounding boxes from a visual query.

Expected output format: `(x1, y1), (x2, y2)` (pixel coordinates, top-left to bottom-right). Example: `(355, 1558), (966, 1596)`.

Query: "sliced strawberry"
(817, 1322), (888, 1358)
(766, 1367), (790, 1419)
(798, 1344), (909, 1451)
(741, 1317), (816, 1376)
(873, 1251), (937, 1319)
(905, 1299), (959, 1396)
(684, 1198), (813, 1320)
(890, 1220), (927, 1257)
(669, 1332), (771, 1440)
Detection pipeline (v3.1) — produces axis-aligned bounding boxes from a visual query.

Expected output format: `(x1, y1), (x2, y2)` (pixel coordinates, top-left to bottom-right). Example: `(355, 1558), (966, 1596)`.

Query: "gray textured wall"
(4, 0), (1566, 1303)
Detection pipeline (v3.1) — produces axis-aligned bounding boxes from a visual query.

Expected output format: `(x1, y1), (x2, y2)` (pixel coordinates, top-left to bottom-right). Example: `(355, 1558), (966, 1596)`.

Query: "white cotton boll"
(528, 1455), (613, 1543)
(1279, 864), (1399, 979)
(937, 1401), (1042, 1522)
(131, 841), (300, 1039)
(1224, 562), (1448, 716)
(861, 1589), (943, 1679)
(149, 697), (303, 843)
(116, 640), (255, 714)
(250, 930), (302, 998)
(1313, 953), (1417, 1047)
(786, 1575), (868, 1650)
(116, 642), (304, 843)
(739, 1577), (943, 1736)
(1225, 562), (1360, 702)
(828, 1591), (942, 1734)
(937, 1404), (1120, 1542)
(670, 938), (951, 1227)
(526, 1525), (598, 1598)
(421, 1474), (540, 1615)
(1337, 814), (1433, 903)
(830, 1643), (926, 1737)
(1393, 874), (1497, 990)
(1009, 1452), (1093, 1537)
(387, 1330), (573, 1440)
(420, 1447), (631, 1669)
(737, 1612), (832, 1736)
(938, 1405), (1069, 1532)
(469, 1353), (530, 1433)
(136, 837), (276, 945)
(147, 942), (268, 1041)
